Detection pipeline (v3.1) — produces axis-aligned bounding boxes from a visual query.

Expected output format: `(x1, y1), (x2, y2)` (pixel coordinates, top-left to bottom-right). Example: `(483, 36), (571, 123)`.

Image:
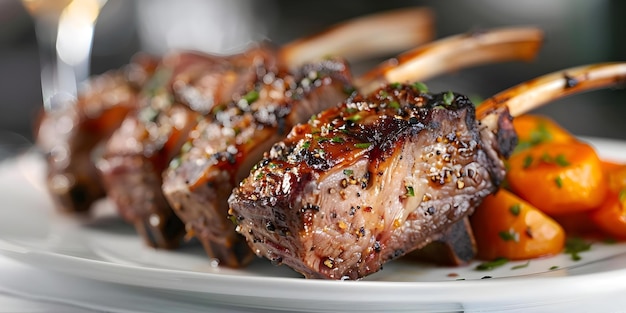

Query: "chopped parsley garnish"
(554, 154), (571, 167)
(565, 237), (592, 261)
(619, 189), (626, 202)
(180, 141), (193, 153)
(549, 265), (559, 270)
(343, 86), (357, 95)
(475, 257), (508, 271)
(443, 91), (455, 106)
(469, 94), (484, 106)
(509, 203), (521, 216)
(511, 261), (530, 270)
(412, 81), (429, 93)
(302, 141), (311, 149)
(540, 152), (551, 163)
(554, 176), (563, 188)
(513, 122), (553, 153)
(346, 114), (362, 122)
(139, 107), (159, 123)
(331, 136), (344, 143)
(538, 153), (570, 167)
(406, 186), (415, 197)
(317, 137), (330, 143)
(169, 157), (182, 169)
(354, 142), (372, 149)
(143, 68), (171, 97)
(242, 90), (259, 103)
(211, 104), (226, 114)
(389, 101), (400, 109)
(390, 82), (402, 89)
(343, 169), (353, 176)
(499, 229), (520, 242)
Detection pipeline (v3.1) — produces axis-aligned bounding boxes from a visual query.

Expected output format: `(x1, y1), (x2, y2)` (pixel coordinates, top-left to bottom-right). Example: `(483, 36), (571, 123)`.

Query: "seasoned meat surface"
(36, 55), (157, 212)
(228, 84), (515, 279)
(97, 47), (277, 249)
(162, 58), (353, 267)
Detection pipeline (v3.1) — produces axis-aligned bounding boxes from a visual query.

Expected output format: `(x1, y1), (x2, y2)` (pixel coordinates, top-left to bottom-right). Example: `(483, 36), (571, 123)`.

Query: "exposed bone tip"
(477, 62), (626, 136)
(355, 26), (546, 94)
(279, 7), (435, 70)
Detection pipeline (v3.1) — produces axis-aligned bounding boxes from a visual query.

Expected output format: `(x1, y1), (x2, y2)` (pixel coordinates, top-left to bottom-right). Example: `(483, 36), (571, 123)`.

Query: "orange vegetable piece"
(603, 162), (626, 191)
(512, 114), (574, 154)
(551, 212), (603, 238)
(589, 164), (626, 240)
(507, 141), (607, 215)
(589, 193), (626, 240)
(471, 189), (565, 260)
(600, 160), (625, 174)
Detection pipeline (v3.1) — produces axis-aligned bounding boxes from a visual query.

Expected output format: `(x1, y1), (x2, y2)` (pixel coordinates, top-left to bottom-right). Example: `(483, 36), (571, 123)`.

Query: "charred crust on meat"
(250, 85), (477, 177)
(496, 109), (518, 159)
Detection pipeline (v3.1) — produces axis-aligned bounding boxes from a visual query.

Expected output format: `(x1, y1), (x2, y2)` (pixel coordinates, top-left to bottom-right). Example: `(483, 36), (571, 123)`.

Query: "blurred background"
(0, 0), (624, 153)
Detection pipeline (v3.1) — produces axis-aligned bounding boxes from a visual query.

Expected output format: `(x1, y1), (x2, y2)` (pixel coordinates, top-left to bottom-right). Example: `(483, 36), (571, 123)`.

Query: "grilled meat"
(37, 7), (434, 217)
(36, 55), (157, 212)
(162, 58), (353, 267)
(228, 83), (516, 279)
(407, 217), (476, 266)
(163, 26), (543, 267)
(97, 47), (277, 249)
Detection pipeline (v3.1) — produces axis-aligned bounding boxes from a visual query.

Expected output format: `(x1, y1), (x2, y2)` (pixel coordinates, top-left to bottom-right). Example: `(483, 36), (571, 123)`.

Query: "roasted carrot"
(604, 162), (626, 191)
(506, 141), (607, 215)
(600, 160), (625, 174)
(470, 189), (565, 260)
(512, 114), (574, 154)
(551, 212), (603, 238)
(589, 163), (626, 240)
(589, 192), (626, 240)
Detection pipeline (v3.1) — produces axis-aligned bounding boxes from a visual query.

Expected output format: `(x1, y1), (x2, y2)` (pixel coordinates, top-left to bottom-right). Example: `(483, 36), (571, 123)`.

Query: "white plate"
(1, 137), (626, 312)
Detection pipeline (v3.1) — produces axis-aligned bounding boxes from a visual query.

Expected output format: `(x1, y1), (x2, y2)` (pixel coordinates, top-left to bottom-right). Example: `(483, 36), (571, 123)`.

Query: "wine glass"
(21, 0), (108, 112)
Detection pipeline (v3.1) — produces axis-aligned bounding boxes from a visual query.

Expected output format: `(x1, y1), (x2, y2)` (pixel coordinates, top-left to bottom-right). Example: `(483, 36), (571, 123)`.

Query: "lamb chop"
(36, 54), (158, 213)
(36, 7), (434, 217)
(161, 57), (354, 265)
(97, 47), (281, 248)
(228, 83), (515, 279)
(228, 62), (626, 280)
(163, 27), (544, 267)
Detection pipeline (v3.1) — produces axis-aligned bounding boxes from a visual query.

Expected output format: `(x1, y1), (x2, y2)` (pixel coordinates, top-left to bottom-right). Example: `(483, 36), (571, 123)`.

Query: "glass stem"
(33, 16), (67, 112)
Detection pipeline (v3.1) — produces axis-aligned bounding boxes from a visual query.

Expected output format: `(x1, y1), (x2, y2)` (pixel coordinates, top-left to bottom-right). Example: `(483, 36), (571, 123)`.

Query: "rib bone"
(279, 7), (434, 70)
(478, 62), (626, 132)
(356, 27), (543, 94)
